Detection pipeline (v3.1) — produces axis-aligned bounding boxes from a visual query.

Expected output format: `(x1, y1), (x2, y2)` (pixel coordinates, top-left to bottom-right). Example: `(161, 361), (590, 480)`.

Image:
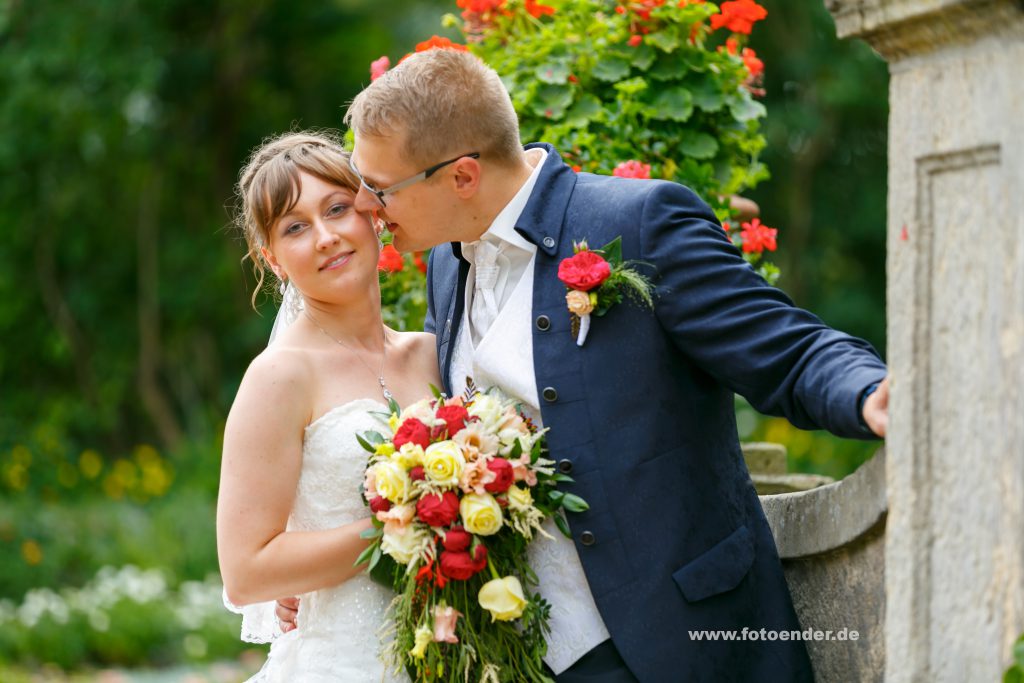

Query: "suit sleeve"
(638, 181), (886, 438)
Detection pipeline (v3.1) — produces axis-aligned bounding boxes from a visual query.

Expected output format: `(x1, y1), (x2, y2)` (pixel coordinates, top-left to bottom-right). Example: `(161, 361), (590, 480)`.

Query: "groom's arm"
(638, 181), (887, 438)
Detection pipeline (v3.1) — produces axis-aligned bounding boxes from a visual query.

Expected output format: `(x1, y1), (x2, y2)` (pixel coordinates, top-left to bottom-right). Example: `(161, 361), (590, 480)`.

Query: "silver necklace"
(304, 310), (394, 403)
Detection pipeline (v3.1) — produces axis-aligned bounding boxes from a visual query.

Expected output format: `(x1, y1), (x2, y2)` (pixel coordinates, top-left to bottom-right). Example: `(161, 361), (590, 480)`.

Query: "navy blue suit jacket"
(425, 144), (886, 682)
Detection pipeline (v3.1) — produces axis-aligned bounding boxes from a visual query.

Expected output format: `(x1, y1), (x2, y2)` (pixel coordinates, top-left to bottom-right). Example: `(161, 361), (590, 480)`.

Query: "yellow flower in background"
(79, 449), (103, 479)
(21, 539), (43, 566)
(409, 624), (433, 659)
(478, 576), (527, 621)
(423, 441), (465, 488)
(460, 493), (503, 536)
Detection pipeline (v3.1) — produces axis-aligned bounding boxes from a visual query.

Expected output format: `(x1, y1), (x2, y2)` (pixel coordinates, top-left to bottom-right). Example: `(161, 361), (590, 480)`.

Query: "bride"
(217, 131), (439, 681)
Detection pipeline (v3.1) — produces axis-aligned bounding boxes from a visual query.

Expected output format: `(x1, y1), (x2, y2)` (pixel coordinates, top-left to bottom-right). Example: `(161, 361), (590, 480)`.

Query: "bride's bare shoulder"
(238, 344), (315, 402)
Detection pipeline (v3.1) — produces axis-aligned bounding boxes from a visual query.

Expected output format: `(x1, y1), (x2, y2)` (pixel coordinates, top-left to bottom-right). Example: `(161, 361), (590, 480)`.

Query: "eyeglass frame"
(351, 152), (481, 208)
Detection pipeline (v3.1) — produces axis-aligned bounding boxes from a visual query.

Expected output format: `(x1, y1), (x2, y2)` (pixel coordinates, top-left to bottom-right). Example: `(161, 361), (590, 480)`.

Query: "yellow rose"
(372, 460), (412, 504)
(409, 624), (433, 659)
(423, 440), (465, 488)
(506, 485), (533, 511)
(381, 524), (428, 564)
(392, 443), (424, 469)
(478, 576), (527, 621)
(460, 492), (503, 536)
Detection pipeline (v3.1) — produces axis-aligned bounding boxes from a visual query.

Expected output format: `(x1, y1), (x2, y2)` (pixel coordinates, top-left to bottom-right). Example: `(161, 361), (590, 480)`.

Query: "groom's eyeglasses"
(351, 152), (480, 208)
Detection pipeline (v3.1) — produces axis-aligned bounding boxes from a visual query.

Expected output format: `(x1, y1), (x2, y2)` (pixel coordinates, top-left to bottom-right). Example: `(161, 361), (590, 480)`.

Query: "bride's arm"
(216, 350), (372, 606)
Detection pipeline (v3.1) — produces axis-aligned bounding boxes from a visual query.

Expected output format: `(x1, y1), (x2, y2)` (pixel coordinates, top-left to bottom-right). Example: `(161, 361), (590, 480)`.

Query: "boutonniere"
(557, 237), (655, 346)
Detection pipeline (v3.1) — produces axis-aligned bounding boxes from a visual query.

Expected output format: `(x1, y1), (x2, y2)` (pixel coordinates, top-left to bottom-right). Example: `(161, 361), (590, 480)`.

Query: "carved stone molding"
(824, 0), (1024, 60)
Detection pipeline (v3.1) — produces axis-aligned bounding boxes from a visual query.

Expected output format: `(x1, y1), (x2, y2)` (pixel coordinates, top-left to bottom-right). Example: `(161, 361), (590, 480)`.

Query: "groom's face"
(351, 132), (461, 254)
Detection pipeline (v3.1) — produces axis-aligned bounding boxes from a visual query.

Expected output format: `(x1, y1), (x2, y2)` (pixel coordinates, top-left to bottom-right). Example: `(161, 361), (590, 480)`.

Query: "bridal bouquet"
(356, 387), (586, 682)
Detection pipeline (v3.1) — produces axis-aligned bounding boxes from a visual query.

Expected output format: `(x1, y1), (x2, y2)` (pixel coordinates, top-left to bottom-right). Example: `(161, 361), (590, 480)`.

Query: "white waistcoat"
(449, 255), (610, 675)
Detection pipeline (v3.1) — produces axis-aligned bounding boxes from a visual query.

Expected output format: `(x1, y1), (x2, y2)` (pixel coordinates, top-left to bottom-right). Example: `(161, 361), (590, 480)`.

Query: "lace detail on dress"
(233, 398), (406, 683)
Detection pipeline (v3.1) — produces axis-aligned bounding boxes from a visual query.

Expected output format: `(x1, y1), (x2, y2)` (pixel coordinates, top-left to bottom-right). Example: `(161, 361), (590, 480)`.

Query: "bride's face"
(262, 172), (378, 303)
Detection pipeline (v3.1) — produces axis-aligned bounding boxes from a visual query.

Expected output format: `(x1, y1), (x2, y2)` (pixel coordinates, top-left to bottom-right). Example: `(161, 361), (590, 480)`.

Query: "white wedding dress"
(232, 398), (407, 683)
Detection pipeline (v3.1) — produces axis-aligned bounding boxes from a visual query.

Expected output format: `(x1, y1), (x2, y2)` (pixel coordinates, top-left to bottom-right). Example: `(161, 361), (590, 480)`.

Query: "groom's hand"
(276, 596), (299, 633)
(862, 376), (890, 437)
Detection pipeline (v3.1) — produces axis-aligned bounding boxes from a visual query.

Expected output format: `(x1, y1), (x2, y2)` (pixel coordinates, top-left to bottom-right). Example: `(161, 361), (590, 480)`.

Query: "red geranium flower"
(558, 250), (612, 291)
(412, 251), (428, 275)
(378, 244), (404, 273)
(415, 35), (469, 53)
(710, 0), (767, 35)
(369, 55), (390, 81)
(740, 218), (777, 254)
(742, 47), (764, 78)
(613, 160), (652, 179)
(525, 0), (555, 18)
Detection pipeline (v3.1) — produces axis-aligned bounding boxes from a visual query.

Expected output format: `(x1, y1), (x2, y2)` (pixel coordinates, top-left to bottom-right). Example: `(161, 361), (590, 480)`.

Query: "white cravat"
(469, 238), (503, 345)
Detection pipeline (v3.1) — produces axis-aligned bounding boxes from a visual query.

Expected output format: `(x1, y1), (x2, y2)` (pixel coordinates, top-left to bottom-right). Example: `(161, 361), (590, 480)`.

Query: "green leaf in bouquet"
(387, 396), (402, 416)
(509, 438), (523, 460)
(369, 552), (401, 589)
(599, 236), (623, 264)
(359, 525), (383, 540)
(551, 473), (575, 483)
(367, 545), (382, 572)
(548, 490), (565, 504)
(561, 493), (590, 513)
(356, 432), (383, 453)
(354, 541), (378, 567)
(553, 512), (572, 539)
(428, 383), (444, 399)
(592, 55), (631, 82)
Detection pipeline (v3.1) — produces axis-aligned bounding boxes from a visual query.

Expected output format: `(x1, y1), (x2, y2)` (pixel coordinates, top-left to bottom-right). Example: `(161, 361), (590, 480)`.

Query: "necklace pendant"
(380, 377), (394, 403)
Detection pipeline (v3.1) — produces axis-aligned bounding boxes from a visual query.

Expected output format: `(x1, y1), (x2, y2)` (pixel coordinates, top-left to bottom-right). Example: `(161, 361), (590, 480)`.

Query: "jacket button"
(580, 530), (596, 546)
(543, 236), (556, 248)
(536, 315), (551, 331)
(542, 387), (558, 402)
(558, 459), (573, 474)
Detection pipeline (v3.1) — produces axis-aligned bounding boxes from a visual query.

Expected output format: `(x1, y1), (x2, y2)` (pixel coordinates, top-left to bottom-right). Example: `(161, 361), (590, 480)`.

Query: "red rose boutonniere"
(557, 237), (655, 346)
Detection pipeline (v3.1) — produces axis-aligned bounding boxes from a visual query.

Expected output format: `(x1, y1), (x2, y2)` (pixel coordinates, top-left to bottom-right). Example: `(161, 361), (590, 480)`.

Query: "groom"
(287, 48), (889, 681)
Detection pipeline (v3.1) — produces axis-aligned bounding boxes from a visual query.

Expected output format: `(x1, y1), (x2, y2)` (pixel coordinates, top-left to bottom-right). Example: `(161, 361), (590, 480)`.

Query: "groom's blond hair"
(345, 48), (523, 168)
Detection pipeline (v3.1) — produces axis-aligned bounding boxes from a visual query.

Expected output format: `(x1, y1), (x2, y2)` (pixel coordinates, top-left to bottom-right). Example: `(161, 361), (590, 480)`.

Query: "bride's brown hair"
(233, 130), (362, 306)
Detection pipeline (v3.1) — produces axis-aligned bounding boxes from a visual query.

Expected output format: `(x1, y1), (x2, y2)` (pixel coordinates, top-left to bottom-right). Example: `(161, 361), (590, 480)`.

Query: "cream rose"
(381, 523), (428, 565)
(566, 289), (595, 316)
(506, 484), (533, 511)
(400, 398), (437, 426)
(423, 440), (465, 488)
(478, 576), (527, 621)
(372, 460), (412, 504)
(392, 442), (424, 470)
(467, 394), (504, 430)
(460, 492), (503, 536)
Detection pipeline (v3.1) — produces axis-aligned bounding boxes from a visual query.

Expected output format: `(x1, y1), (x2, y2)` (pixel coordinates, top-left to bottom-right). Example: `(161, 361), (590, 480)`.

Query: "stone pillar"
(823, 1), (1024, 681)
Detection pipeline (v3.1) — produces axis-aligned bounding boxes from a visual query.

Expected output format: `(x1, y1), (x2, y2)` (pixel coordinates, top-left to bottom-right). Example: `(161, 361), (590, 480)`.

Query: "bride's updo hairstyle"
(234, 130), (361, 305)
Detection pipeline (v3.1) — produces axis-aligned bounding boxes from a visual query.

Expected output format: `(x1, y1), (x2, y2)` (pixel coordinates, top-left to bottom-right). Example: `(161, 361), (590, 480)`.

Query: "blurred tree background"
(0, 0), (887, 675)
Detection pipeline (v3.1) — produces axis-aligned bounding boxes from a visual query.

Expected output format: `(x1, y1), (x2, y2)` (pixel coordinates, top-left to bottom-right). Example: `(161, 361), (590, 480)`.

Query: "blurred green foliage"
(0, 0), (888, 671)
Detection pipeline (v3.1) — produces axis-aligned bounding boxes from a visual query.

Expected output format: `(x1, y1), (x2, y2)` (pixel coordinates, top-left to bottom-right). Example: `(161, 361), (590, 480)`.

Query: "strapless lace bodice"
(237, 398), (406, 683)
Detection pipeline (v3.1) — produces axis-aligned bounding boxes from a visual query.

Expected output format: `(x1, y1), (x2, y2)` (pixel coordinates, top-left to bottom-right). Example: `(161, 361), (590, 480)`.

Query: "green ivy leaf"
(678, 131), (719, 159)
(647, 86), (693, 122)
(630, 42), (656, 70)
(592, 55), (631, 82)
(646, 30), (680, 53)
(564, 94), (602, 127)
(535, 60), (571, 85)
(613, 76), (648, 96)
(530, 84), (574, 119)
(730, 92), (767, 122)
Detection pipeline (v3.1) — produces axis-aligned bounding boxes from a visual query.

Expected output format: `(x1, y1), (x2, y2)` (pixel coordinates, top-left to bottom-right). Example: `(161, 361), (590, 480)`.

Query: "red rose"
(409, 466), (426, 481)
(416, 492), (460, 527)
(393, 417), (430, 450)
(435, 404), (470, 438)
(558, 251), (612, 292)
(439, 545), (488, 581)
(483, 458), (514, 493)
(442, 525), (472, 552)
(369, 496), (391, 514)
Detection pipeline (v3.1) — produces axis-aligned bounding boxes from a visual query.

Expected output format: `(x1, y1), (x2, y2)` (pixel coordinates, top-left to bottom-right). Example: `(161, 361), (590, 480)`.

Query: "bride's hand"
(276, 596), (299, 633)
